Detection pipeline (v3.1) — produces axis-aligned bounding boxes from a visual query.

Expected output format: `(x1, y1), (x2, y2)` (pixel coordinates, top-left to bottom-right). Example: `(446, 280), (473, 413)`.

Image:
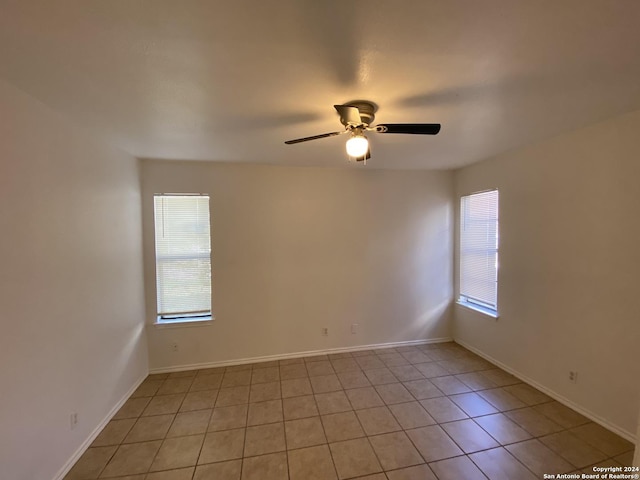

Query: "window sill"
(153, 318), (214, 329)
(456, 300), (499, 319)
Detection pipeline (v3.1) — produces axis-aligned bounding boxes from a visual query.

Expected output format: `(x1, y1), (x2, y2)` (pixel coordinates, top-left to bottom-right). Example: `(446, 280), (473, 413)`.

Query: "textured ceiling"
(1, 0), (640, 169)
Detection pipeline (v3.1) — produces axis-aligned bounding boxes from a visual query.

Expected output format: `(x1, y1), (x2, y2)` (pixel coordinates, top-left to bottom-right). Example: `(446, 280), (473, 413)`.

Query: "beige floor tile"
(314, 391), (351, 415)
(150, 434), (204, 471)
(124, 414), (174, 443)
(283, 395), (318, 420)
(345, 387), (384, 410)
(480, 369), (520, 387)
(470, 447), (537, 480)
(307, 361), (336, 377)
(431, 376), (472, 395)
(419, 396), (468, 423)
(403, 351), (432, 364)
(540, 431), (608, 468)
(356, 356), (386, 370)
(113, 397), (151, 420)
(142, 394), (185, 416)
(388, 401), (435, 429)
(241, 452), (288, 480)
(386, 464), (437, 480)
(478, 388), (527, 412)
(208, 404), (248, 431)
(281, 378), (313, 398)
(197, 367), (225, 376)
(179, 390), (217, 412)
(244, 422), (286, 457)
(403, 379), (444, 400)
(329, 438), (382, 479)
(221, 371), (251, 388)
(406, 425), (463, 462)
(145, 467), (195, 480)
(569, 422), (635, 456)
(285, 417), (327, 449)
(216, 386), (250, 407)
(503, 383), (552, 406)
(388, 365), (424, 381)
(279, 364), (308, 380)
(613, 450), (634, 465)
(368, 431), (423, 470)
(247, 399), (283, 425)
(429, 455), (487, 480)
(534, 401), (590, 429)
(101, 440), (162, 477)
(375, 383), (415, 404)
(441, 419), (499, 453)
(356, 406), (402, 435)
(449, 392), (499, 417)
(310, 374), (343, 393)
(225, 364), (251, 373)
(131, 379), (163, 398)
(249, 381), (281, 402)
(330, 358), (360, 373)
(168, 371), (197, 379)
(194, 459), (241, 480)
(337, 371), (371, 389)
(251, 367), (280, 384)
(288, 444), (337, 480)
(280, 358), (305, 366)
(321, 411), (365, 442)
(505, 407), (564, 437)
(199, 428), (245, 464)
(352, 475), (387, 480)
(167, 410), (211, 437)
(190, 374), (222, 392)
(455, 372), (498, 391)
(64, 445), (117, 479)
(474, 413), (532, 445)
(506, 439), (575, 476)
(91, 419), (136, 447)
(364, 368), (398, 385)
(158, 378), (194, 395)
(414, 362), (450, 378)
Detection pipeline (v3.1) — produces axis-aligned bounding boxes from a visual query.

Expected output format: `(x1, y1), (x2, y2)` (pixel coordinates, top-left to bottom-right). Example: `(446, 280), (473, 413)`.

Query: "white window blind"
(154, 195), (211, 320)
(460, 189), (499, 313)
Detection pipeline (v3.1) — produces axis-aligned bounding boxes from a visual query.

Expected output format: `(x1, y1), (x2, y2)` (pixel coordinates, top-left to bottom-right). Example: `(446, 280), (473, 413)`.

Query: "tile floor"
(64, 342), (635, 480)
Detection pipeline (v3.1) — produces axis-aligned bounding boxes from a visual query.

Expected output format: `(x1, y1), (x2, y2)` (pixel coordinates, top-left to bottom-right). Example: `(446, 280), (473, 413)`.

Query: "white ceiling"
(2, 0), (640, 169)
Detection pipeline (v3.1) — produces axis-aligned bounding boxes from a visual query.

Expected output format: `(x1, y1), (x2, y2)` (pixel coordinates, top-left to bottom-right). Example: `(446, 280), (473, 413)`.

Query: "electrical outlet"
(321, 327), (329, 336)
(171, 342), (179, 352)
(70, 412), (78, 430)
(351, 323), (359, 334)
(569, 371), (578, 383)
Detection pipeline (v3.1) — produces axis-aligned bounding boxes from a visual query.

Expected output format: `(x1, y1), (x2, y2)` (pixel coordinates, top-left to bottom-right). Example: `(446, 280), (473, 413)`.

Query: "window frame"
(457, 189), (499, 318)
(153, 193), (213, 326)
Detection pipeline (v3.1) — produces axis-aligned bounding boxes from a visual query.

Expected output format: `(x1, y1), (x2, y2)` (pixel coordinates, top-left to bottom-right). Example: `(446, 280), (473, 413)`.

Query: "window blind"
(460, 189), (499, 311)
(154, 195), (211, 319)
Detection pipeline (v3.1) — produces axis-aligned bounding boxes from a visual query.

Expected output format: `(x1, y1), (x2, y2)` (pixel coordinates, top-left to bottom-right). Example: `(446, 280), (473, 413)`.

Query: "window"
(154, 194), (212, 323)
(459, 189), (499, 316)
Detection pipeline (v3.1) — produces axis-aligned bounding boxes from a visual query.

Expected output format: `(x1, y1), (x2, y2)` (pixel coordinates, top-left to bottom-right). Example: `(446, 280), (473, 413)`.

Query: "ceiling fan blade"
(284, 131), (343, 144)
(376, 123), (441, 135)
(334, 105), (363, 125)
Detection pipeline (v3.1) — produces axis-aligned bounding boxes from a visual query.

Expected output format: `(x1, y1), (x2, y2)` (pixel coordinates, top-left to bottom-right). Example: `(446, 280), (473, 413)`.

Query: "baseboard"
(149, 337), (453, 374)
(455, 339), (636, 443)
(53, 372), (148, 480)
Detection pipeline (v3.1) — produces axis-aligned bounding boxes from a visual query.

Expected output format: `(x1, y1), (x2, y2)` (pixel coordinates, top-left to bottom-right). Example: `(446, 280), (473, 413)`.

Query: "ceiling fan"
(284, 101), (441, 163)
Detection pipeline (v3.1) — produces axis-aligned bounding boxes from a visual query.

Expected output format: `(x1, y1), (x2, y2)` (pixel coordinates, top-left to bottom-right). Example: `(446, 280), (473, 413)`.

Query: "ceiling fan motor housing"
(344, 101), (377, 126)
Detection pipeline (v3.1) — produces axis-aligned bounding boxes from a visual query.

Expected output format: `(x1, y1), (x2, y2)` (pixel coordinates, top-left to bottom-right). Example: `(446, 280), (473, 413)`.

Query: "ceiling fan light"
(346, 135), (369, 157)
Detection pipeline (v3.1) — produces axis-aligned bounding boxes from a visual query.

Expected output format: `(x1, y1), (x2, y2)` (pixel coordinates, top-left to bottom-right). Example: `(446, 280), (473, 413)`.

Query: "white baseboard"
(455, 339), (636, 443)
(53, 373), (148, 480)
(149, 337), (453, 374)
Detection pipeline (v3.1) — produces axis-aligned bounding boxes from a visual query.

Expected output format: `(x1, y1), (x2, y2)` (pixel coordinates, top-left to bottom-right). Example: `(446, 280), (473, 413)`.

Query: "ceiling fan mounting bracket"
(342, 100), (377, 126)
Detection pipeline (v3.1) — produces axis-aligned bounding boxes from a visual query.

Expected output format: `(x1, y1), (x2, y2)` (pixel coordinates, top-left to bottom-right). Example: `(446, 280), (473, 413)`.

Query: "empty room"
(1, 1), (639, 479)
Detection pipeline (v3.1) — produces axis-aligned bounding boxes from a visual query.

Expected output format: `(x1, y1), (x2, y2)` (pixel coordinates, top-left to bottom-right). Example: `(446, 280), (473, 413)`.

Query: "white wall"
(0, 80), (147, 480)
(453, 109), (640, 438)
(141, 161), (453, 370)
